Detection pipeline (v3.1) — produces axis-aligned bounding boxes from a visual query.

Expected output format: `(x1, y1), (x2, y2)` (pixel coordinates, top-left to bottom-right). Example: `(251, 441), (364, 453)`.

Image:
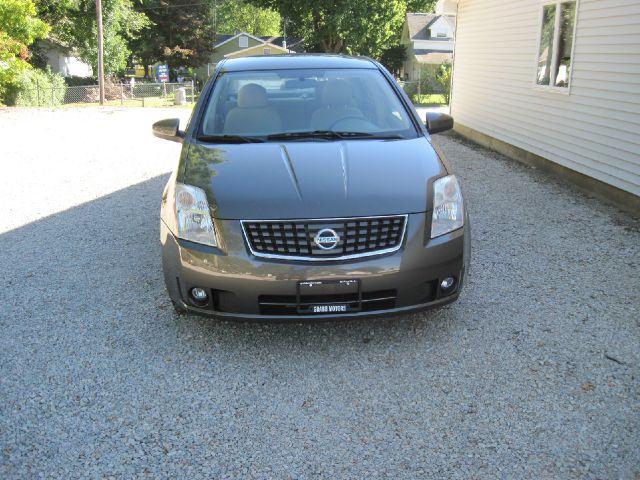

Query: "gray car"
(153, 55), (470, 320)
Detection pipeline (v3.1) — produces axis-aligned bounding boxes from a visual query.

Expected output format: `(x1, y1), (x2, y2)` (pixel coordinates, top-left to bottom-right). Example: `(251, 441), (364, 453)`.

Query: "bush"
(64, 75), (97, 87)
(6, 67), (67, 107)
(403, 79), (432, 105)
(436, 62), (452, 104)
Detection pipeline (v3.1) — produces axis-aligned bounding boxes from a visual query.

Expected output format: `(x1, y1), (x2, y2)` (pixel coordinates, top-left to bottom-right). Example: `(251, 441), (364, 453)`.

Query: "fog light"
(190, 287), (208, 302)
(440, 277), (456, 290)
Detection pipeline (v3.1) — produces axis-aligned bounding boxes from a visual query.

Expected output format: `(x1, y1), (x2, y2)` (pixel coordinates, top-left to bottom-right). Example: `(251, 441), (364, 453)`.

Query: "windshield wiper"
(339, 132), (407, 140)
(267, 130), (344, 140)
(267, 131), (406, 141)
(197, 134), (265, 144)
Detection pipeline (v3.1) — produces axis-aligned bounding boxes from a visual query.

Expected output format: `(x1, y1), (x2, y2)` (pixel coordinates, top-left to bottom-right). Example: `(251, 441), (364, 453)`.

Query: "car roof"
(220, 54), (378, 72)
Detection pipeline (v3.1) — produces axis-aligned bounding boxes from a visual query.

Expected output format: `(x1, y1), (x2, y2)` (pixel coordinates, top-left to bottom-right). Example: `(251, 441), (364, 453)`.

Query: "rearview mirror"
(153, 118), (184, 143)
(425, 112), (454, 135)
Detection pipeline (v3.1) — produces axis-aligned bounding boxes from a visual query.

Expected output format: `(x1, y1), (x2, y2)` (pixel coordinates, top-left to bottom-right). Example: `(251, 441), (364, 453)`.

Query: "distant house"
(38, 39), (92, 78)
(224, 41), (289, 59)
(400, 5), (456, 82)
(195, 32), (304, 80)
(448, 0), (640, 210)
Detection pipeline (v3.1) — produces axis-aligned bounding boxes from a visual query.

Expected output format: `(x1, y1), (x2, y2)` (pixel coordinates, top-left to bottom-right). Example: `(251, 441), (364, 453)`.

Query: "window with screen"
(536, 1), (577, 88)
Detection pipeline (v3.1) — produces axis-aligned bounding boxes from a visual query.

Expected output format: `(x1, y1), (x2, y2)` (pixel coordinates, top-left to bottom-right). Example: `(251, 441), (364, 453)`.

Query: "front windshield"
(200, 68), (417, 139)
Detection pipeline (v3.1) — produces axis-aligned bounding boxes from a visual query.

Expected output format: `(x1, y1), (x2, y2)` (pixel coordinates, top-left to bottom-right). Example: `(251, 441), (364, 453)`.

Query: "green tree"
(35, 0), (148, 76)
(131, 0), (215, 75)
(0, 0), (49, 102)
(405, 0), (436, 13)
(250, 0), (405, 58)
(379, 44), (407, 75)
(216, 0), (281, 36)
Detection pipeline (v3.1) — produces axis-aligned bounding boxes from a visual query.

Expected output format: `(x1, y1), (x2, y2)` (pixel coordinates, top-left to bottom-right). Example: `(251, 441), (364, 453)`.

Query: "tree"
(247, 0), (440, 59)
(379, 44), (407, 76)
(405, 0), (436, 13)
(215, 0), (281, 36)
(0, 0), (49, 101)
(249, 0), (405, 58)
(131, 0), (215, 75)
(34, 0), (149, 76)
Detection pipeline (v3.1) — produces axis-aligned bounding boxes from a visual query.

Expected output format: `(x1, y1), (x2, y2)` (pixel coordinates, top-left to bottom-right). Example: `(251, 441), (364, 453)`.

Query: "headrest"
(322, 80), (352, 107)
(237, 83), (268, 108)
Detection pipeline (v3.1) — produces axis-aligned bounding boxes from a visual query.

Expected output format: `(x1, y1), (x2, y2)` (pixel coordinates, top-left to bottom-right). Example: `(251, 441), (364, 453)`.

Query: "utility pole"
(211, 0), (218, 38)
(282, 18), (289, 51)
(95, 0), (105, 105)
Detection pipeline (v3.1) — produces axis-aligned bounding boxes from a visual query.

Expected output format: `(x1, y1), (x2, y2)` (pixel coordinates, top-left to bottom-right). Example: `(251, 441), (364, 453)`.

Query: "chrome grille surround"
(241, 215), (408, 261)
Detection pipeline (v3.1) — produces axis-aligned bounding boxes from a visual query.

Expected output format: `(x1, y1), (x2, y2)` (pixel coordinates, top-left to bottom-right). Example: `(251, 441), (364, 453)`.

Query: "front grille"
(241, 215), (407, 260)
(259, 289), (397, 316)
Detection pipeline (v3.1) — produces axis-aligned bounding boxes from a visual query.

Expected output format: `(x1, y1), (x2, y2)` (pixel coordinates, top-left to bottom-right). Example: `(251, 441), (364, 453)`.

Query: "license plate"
(311, 304), (348, 313)
(297, 279), (361, 314)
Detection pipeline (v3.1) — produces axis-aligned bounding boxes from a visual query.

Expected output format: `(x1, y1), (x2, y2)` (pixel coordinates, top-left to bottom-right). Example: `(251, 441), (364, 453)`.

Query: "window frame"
(533, 0), (579, 94)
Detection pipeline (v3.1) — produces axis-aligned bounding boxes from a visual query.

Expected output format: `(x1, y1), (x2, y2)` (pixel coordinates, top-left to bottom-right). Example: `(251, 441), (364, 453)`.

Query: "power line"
(135, 2), (209, 10)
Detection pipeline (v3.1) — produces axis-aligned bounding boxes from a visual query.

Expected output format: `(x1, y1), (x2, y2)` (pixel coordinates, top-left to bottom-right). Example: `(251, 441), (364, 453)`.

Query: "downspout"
(449, 0), (460, 115)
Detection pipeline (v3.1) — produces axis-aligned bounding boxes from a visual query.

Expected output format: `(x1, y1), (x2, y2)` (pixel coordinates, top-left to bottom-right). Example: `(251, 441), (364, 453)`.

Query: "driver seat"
(310, 80), (364, 130)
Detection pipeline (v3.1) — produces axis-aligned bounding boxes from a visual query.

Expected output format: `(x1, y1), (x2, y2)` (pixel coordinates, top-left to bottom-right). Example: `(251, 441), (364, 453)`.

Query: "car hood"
(183, 137), (445, 220)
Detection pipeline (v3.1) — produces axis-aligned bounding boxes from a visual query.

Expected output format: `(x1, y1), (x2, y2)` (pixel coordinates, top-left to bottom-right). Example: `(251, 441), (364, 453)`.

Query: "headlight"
(174, 183), (217, 247)
(431, 175), (464, 238)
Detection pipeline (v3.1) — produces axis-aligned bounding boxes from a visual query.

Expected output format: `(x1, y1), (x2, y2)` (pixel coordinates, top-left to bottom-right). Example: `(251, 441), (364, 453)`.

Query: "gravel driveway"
(1, 107), (638, 479)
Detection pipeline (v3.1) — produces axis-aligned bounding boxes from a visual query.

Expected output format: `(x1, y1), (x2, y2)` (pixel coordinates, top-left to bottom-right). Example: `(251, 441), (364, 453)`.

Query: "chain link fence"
(19, 82), (197, 107)
(398, 79), (449, 106)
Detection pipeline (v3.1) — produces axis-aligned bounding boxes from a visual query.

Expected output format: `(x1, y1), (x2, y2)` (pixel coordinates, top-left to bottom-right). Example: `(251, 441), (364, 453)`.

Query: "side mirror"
(153, 118), (185, 143)
(425, 112), (454, 134)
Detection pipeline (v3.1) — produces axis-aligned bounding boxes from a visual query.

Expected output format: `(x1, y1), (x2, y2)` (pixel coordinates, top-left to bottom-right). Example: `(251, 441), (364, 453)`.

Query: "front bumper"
(160, 212), (469, 321)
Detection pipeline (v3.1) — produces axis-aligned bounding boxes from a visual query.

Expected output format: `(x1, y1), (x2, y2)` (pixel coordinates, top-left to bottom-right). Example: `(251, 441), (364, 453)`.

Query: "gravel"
(1, 107), (639, 479)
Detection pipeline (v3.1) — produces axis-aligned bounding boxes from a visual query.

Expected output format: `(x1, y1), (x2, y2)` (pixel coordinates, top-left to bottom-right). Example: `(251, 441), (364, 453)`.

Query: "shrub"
(436, 62), (452, 104)
(403, 79), (432, 105)
(64, 75), (97, 87)
(6, 67), (66, 107)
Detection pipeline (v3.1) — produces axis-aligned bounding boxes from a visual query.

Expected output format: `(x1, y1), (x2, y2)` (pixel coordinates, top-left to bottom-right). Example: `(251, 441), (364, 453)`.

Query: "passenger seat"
(224, 84), (282, 134)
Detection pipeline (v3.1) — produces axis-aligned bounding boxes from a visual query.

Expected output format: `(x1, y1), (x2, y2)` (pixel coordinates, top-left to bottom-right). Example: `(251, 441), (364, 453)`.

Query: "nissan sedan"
(153, 55), (470, 320)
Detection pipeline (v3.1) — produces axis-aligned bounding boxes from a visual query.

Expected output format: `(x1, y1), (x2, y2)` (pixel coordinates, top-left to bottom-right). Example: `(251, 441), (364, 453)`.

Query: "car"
(153, 54), (470, 320)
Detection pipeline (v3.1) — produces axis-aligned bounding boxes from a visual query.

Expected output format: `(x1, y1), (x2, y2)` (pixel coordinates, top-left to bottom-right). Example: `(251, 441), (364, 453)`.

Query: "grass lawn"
(412, 94), (448, 106)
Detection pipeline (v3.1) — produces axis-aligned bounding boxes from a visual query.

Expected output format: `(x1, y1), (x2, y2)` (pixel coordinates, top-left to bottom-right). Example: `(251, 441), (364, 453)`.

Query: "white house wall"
(413, 39), (455, 50)
(44, 46), (92, 77)
(429, 16), (454, 37)
(450, 0), (640, 196)
(436, 0), (458, 15)
(61, 56), (92, 77)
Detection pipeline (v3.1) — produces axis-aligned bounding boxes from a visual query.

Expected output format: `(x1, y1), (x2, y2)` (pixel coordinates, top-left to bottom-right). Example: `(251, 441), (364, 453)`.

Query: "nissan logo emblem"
(314, 228), (340, 250)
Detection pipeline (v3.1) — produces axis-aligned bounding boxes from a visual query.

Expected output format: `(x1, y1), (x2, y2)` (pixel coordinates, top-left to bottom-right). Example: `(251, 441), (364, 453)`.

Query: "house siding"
(225, 44), (288, 58)
(195, 35), (265, 80)
(450, 0), (640, 196)
(213, 35), (263, 60)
